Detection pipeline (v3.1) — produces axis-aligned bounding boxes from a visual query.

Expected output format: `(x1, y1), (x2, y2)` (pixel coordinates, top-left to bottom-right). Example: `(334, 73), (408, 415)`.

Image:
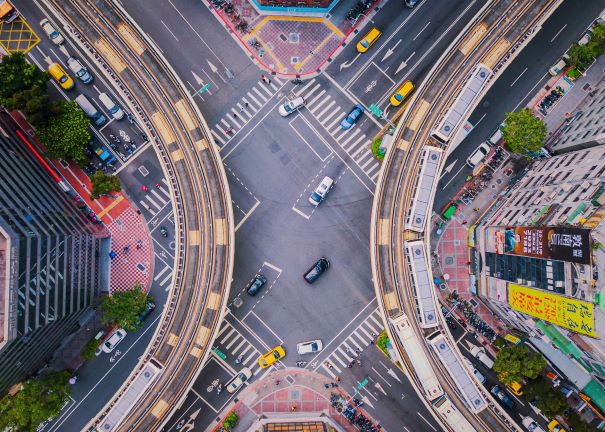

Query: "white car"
(101, 328), (127, 354)
(308, 176), (334, 206)
(227, 367), (253, 393)
(278, 96), (305, 116)
(40, 18), (64, 46)
(296, 339), (323, 355)
(466, 142), (491, 168)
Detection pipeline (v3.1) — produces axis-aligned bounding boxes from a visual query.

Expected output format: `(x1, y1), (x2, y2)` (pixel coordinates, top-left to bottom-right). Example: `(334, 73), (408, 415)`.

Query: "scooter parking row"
(347, 0), (374, 24)
(537, 86), (565, 116)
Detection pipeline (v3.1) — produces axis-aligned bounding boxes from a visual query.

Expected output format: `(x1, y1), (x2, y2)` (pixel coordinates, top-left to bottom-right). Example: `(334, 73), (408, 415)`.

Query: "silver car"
(227, 367), (253, 393)
(40, 18), (64, 45)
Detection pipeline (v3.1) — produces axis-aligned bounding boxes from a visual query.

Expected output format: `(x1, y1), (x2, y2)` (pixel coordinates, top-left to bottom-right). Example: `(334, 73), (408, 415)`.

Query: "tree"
(99, 284), (150, 331)
(502, 109), (547, 158)
(493, 345), (546, 384)
(568, 43), (595, 72)
(0, 370), (71, 431)
(37, 101), (91, 166)
(0, 52), (49, 106)
(523, 379), (567, 418)
(223, 412), (239, 430)
(5, 85), (62, 128)
(90, 171), (122, 200)
(568, 412), (600, 432)
(82, 337), (101, 361)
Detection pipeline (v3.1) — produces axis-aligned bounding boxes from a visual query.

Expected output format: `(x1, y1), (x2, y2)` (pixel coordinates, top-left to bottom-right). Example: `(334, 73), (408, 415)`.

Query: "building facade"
(0, 111), (109, 393)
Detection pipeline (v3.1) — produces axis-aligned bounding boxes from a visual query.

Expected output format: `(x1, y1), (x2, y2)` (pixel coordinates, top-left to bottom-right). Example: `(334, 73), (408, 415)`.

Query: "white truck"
(470, 346), (494, 369)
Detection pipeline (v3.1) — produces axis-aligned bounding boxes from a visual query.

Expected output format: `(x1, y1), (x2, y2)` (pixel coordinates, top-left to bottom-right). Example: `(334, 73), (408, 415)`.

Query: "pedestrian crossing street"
(292, 80), (381, 182)
(214, 320), (264, 377)
(210, 77), (287, 147)
(319, 309), (384, 378)
(139, 178), (171, 216)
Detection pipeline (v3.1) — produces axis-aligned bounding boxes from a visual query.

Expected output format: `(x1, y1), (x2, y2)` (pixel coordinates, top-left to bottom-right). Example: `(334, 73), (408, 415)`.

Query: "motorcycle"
(160, 226), (168, 237)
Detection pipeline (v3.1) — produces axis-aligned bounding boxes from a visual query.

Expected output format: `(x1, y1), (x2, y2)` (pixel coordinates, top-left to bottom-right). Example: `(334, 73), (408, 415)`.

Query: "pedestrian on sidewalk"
(335, 376), (340, 382)
(474, 207), (479, 212)
(462, 220), (468, 225)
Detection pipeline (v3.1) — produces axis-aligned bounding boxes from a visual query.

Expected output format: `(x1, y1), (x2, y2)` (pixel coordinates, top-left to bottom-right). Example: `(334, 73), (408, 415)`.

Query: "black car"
(246, 274), (267, 296)
(303, 257), (330, 284)
(137, 300), (156, 326)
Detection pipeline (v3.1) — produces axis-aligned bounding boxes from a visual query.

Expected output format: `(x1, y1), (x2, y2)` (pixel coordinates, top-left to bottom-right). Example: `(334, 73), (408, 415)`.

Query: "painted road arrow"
(439, 159), (457, 180)
(340, 53), (361, 71)
(395, 51), (416, 75)
(386, 368), (402, 383)
(381, 39), (402, 62)
(361, 396), (374, 409)
(374, 382), (387, 396)
(192, 71), (205, 86)
(206, 59), (226, 82)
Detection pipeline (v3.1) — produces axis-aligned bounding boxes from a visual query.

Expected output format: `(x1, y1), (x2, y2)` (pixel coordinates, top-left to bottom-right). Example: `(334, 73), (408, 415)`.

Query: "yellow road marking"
(0, 16), (41, 53)
(294, 32), (336, 70)
(97, 195), (124, 218)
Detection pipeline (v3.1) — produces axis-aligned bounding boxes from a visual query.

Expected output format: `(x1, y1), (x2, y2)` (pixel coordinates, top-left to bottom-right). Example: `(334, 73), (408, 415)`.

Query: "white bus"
(433, 395), (477, 432)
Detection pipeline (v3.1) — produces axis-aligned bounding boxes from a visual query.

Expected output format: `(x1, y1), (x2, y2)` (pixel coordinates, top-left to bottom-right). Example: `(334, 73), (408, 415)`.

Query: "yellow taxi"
(258, 346), (285, 368)
(356, 27), (381, 53)
(390, 80), (414, 106)
(548, 420), (566, 432)
(48, 63), (74, 90)
(506, 381), (523, 396)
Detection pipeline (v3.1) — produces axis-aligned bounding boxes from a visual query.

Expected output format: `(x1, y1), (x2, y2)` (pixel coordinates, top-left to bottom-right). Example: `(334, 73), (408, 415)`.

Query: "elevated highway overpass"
(42, 0), (234, 430)
(371, 0), (562, 430)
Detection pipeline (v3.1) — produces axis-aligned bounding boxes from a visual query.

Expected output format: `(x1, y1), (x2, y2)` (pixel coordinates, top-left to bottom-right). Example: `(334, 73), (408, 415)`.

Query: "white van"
(66, 57), (93, 84)
(278, 96), (305, 116)
(549, 55), (569, 77)
(466, 142), (491, 168)
(75, 94), (106, 126)
(522, 416), (546, 432)
(101, 328), (127, 354)
(488, 122), (505, 145)
(98, 93), (124, 120)
(308, 176), (334, 206)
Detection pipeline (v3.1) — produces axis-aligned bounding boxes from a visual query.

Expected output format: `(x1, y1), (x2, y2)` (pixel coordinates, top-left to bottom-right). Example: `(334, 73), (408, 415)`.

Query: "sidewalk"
(208, 369), (379, 432)
(11, 111), (154, 295)
(208, 0), (386, 77)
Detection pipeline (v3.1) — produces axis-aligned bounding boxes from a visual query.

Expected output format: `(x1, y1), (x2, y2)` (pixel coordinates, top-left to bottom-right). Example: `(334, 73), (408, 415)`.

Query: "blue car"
(340, 104), (365, 130)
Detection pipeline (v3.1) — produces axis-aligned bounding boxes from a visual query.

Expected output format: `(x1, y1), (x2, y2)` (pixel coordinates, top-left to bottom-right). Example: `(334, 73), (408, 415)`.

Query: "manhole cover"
(290, 389), (301, 399)
(233, 297), (243, 308)
(491, 184), (496, 189)
(291, 56), (300, 64)
(445, 256), (454, 266)
(454, 239), (460, 246)
(496, 179), (502, 184)
(279, 33), (287, 42)
(286, 374), (295, 384)
(289, 32), (299, 43)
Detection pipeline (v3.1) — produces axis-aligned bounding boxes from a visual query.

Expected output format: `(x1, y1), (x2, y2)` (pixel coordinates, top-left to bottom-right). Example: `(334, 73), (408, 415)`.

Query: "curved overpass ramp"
(371, 0), (561, 430)
(44, 0), (234, 430)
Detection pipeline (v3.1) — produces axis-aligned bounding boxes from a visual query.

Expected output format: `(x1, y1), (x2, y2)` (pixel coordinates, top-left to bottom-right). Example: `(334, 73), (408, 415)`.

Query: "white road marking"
(550, 24), (567, 42)
(291, 206), (311, 219)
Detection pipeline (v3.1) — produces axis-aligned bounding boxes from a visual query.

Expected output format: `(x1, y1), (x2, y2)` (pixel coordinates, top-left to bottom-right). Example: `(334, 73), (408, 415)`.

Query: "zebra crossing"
(319, 309), (384, 378)
(214, 320), (264, 377)
(292, 79), (381, 182)
(211, 77), (286, 147)
(153, 263), (174, 291)
(139, 178), (171, 216)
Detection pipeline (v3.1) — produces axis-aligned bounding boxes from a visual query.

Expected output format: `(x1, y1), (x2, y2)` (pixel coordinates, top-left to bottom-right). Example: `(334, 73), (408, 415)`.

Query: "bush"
(566, 67), (581, 80)
(82, 337), (101, 361)
(492, 337), (507, 349)
(376, 332), (389, 357)
(372, 138), (384, 160)
(223, 411), (238, 430)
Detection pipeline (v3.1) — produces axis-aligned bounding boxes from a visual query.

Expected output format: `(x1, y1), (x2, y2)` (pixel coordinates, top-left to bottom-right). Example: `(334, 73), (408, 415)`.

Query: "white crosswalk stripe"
(320, 309), (384, 376)
(139, 179), (172, 215)
(296, 81), (382, 181)
(215, 321), (263, 376)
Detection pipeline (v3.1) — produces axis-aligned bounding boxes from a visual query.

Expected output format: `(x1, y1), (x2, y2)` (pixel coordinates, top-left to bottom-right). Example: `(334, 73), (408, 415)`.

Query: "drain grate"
(286, 374), (295, 385)
(279, 33), (288, 42)
(445, 256), (454, 266)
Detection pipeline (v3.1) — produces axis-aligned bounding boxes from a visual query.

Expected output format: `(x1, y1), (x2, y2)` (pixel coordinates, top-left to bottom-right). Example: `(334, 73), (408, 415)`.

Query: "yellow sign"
(504, 334), (521, 344)
(508, 283), (596, 337)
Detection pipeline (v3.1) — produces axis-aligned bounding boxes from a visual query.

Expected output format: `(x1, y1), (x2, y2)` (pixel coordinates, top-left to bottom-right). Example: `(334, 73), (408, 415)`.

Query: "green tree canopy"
(493, 345), (547, 384)
(37, 101), (91, 166)
(90, 171), (122, 200)
(5, 85), (62, 128)
(568, 412), (600, 432)
(523, 379), (567, 418)
(0, 370), (71, 431)
(0, 52), (49, 106)
(99, 284), (150, 332)
(502, 108), (547, 158)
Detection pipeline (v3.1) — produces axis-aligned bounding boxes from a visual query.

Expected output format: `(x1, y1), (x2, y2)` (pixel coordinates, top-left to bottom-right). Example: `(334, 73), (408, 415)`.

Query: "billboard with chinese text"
(508, 283), (595, 337)
(486, 226), (591, 264)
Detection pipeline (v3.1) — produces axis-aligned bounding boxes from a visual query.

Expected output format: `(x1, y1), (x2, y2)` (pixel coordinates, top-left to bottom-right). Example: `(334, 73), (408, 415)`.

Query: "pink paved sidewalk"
(207, 0), (382, 77)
